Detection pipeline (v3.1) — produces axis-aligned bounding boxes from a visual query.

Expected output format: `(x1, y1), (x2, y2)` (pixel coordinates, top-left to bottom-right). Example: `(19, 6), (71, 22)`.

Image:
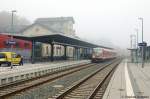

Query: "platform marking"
(125, 61), (135, 98)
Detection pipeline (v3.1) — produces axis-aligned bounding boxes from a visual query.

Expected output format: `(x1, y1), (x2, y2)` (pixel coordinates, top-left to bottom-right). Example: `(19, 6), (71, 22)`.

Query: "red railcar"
(91, 47), (117, 62)
(0, 34), (32, 49)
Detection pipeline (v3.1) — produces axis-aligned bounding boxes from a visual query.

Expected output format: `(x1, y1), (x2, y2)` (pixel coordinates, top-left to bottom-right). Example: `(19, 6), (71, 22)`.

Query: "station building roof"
(0, 33), (113, 49)
(35, 17), (75, 24)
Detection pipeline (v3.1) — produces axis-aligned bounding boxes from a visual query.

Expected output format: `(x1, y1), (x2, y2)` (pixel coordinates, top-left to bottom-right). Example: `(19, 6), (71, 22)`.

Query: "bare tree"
(0, 11), (30, 28)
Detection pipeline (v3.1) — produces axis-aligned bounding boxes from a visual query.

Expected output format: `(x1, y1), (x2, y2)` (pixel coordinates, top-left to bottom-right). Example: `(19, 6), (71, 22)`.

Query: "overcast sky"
(0, 0), (150, 49)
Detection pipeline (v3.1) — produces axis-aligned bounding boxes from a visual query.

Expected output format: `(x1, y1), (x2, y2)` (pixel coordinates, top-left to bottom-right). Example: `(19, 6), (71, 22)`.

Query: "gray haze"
(0, 11), (30, 27)
(0, 0), (150, 48)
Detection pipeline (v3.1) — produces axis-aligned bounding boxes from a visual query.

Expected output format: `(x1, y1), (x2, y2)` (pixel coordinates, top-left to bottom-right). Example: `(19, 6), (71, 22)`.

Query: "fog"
(0, 0), (150, 49)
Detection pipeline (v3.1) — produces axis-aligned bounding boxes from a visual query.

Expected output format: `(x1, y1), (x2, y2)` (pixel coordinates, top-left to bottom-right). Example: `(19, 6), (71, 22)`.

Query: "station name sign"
(138, 42), (147, 46)
(5, 40), (16, 45)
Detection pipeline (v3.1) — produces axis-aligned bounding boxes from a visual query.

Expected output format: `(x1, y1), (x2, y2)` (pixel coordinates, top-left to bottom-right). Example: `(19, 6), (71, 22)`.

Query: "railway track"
(0, 63), (96, 98)
(51, 59), (121, 99)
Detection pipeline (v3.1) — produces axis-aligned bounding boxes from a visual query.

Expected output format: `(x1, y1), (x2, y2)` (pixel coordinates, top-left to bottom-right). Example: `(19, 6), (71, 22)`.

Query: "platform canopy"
(0, 33), (112, 49)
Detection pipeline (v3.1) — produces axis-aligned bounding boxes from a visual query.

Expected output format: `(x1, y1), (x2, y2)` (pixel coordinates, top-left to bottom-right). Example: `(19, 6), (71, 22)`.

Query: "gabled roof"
(35, 17), (75, 24)
(20, 23), (63, 34)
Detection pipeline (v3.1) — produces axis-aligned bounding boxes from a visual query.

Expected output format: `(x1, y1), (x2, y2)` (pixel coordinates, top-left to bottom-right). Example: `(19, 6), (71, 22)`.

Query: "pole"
(135, 29), (138, 63)
(142, 46), (144, 68)
(142, 18), (144, 68)
(10, 10), (16, 69)
(142, 18), (143, 43)
(138, 17), (144, 68)
(64, 45), (67, 60)
(31, 40), (35, 64)
(135, 29), (139, 48)
(141, 18), (144, 68)
(10, 11), (13, 69)
(51, 43), (54, 62)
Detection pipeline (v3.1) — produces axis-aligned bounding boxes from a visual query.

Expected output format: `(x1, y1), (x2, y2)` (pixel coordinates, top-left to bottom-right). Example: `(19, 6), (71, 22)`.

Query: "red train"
(91, 47), (117, 62)
(0, 34), (32, 49)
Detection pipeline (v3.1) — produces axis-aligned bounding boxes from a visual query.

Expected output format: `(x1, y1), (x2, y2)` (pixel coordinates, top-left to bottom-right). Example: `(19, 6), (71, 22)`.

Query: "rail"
(0, 63), (95, 98)
(53, 59), (121, 99)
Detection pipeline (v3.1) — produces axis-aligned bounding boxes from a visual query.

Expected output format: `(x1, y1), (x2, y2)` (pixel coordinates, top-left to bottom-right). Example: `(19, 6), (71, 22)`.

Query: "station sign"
(6, 40), (16, 45)
(138, 42), (147, 46)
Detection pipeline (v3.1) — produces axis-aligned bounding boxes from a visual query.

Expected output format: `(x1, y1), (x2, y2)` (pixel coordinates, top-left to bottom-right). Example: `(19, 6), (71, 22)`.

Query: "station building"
(0, 17), (94, 62)
(21, 17), (77, 60)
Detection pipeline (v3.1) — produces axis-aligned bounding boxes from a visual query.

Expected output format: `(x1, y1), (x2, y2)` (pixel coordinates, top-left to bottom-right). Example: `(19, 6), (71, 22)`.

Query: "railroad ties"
(51, 59), (121, 99)
(0, 63), (94, 98)
(0, 59), (121, 99)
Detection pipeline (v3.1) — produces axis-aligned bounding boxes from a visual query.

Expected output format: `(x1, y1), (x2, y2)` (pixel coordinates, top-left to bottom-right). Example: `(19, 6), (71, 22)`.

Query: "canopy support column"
(64, 45), (67, 60)
(31, 40), (35, 64)
(77, 47), (80, 60)
(51, 43), (54, 62)
(83, 48), (85, 59)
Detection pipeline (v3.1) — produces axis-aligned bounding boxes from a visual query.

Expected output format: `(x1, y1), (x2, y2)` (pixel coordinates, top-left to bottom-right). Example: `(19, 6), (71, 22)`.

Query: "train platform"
(103, 59), (150, 99)
(0, 60), (90, 85)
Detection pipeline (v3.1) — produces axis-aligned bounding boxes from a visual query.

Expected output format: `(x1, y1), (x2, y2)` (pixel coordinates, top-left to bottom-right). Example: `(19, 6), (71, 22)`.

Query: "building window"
(69, 48), (72, 55)
(56, 46), (58, 56)
(56, 46), (61, 56)
(24, 43), (30, 49)
(46, 46), (49, 55)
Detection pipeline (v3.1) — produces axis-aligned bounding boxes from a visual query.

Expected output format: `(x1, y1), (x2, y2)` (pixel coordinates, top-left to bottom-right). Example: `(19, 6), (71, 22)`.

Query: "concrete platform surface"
(103, 59), (150, 99)
(0, 60), (89, 74)
(0, 60), (90, 85)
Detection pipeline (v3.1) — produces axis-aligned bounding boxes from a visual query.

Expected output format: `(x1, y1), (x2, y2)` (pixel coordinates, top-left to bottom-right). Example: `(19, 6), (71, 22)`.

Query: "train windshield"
(93, 48), (102, 53)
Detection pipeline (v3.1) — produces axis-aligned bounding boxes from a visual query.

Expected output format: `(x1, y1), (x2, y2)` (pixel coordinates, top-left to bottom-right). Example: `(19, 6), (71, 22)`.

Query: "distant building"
(22, 17), (76, 59)
(35, 17), (75, 36)
(0, 17), (76, 60)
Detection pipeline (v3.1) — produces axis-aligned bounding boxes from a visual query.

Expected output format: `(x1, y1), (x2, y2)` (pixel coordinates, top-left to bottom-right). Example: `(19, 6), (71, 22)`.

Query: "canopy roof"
(0, 33), (113, 49)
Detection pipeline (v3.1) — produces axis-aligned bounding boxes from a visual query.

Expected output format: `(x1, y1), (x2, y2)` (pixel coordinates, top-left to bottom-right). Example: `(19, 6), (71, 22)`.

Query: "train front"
(91, 47), (117, 63)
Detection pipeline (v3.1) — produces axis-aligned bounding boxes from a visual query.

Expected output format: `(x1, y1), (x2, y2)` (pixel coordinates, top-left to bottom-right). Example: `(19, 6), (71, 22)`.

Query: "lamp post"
(138, 17), (144, 68)
(135, 28), (139, 63)
(138, 17), (143, 42)
(135, 28), (139, 48)
(11, 10), (17, 51)
(10, 10), (16, 69)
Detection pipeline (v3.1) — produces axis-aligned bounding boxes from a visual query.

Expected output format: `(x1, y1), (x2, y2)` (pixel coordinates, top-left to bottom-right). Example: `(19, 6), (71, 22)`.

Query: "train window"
(4, 41), (11, 48)
(24, 43), (30, 48)
(15, 42), (19, 48)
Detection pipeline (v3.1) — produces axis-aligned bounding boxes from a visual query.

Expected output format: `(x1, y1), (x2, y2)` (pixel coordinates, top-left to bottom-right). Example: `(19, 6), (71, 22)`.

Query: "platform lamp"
(138, 17), (144, 68)
(10, 10), (17, 69)
(11, 10), (17, 51)
(138, 17), (143, 42)
(135, 28), (139, 63)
